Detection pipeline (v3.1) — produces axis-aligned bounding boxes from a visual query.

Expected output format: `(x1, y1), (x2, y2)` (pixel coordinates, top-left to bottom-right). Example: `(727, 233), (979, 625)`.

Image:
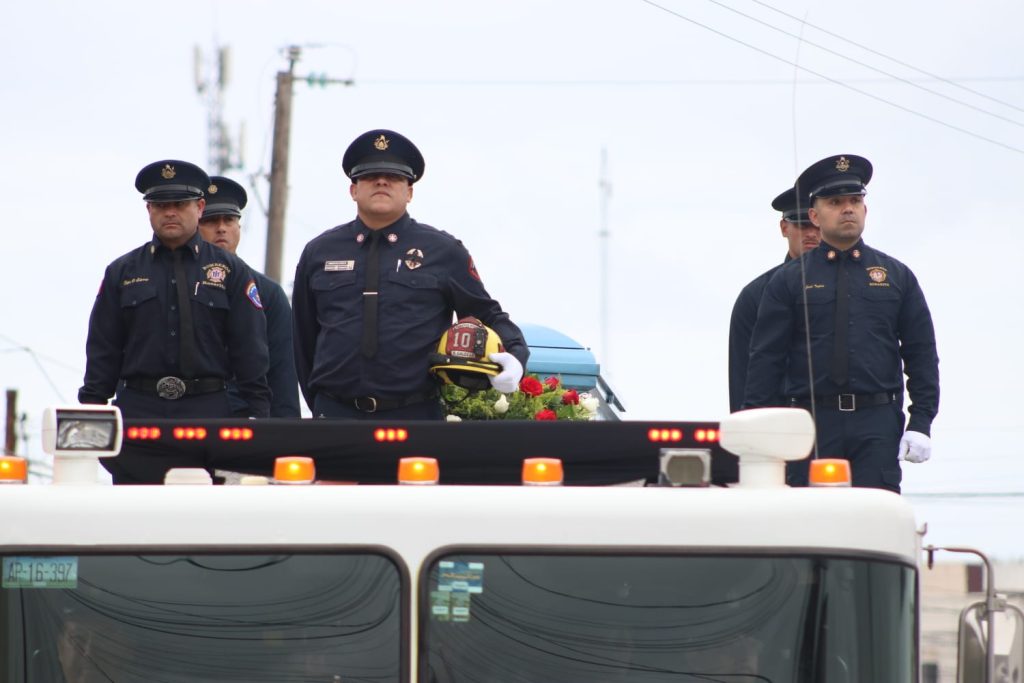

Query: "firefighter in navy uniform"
(199, 176), (301, 417)
(292, 129), (529, 419)
(743, 155), (939, 492)
(78, 160), (270, 482)
(728, 187), (821, 413)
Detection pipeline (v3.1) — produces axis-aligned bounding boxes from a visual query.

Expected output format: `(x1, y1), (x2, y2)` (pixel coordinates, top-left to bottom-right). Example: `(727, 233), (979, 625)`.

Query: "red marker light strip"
(374, 428), (409, 443)
(173, 427), (208, 440)
(126, 426), (162, 440)
(694, 429), (719, 443)
(219, 427), (254, 441)
(647, 428), (683, 442)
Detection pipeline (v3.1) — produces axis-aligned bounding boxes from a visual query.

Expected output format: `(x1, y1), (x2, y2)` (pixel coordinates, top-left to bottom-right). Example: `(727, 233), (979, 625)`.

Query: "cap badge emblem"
(835, 156), (851, 172)
(161, 164), (176, 179)
(373, 134), (390, 151)
(208, 184), (218, 194)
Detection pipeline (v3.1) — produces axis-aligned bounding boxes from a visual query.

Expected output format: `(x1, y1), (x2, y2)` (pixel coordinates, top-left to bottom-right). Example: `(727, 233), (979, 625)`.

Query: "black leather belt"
(122, 376), (226, 400)
(790, 392), (897, 412)
(324, 390), (438, 413)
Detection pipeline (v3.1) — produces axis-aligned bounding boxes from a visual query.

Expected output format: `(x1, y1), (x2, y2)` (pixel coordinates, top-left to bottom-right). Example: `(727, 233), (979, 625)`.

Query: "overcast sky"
(2, 0), (1022, 556)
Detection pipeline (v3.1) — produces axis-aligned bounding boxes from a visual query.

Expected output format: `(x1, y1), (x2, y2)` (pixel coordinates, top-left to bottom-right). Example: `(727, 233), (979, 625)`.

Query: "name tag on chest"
(324, 260), (355, 272)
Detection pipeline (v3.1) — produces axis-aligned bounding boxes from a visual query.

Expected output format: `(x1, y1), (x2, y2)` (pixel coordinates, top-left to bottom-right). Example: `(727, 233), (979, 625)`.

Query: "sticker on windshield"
(430, 589), (473, 623)
(3, 556), (78, 589)
(430, 590), (452, 622)
(437, 560), (484, 594)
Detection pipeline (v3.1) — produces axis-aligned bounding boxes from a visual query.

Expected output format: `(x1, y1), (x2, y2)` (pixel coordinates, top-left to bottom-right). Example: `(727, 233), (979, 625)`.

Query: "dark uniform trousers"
(313, 392), (445, 420)
(786, 403), (905, 493)
(114, 385), (233, 418)
(105, 387), (236, 485)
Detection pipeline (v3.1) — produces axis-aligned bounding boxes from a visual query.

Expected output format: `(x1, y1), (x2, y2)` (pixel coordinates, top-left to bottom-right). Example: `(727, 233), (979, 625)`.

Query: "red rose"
(534, 409), (557, 420)
(561, 389), (579, 405)
(519, 376), (543, 397)
(544, 376), (560, 390)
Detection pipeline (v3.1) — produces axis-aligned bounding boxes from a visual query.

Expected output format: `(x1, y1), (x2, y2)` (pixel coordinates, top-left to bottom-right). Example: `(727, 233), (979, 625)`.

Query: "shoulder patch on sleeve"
(468, 256), (480, 281)
(246, 279), (264, 309)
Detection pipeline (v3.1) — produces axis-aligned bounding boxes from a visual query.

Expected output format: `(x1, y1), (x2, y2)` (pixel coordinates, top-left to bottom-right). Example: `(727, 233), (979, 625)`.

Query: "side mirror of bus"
(957, 602), (1024, 683)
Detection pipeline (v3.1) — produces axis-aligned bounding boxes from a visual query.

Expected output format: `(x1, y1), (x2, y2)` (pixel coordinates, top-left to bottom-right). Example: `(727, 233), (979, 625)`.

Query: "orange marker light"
(126, 426), (161, 440)
(0, 456), (28, 484)
(273, 456), (316, 484)
(809, 458), (852, 487)
(398, 457), (439, 485)
(374, 428), (409, 443)
(648, 428), (683, 443)
(522, 457), (563, 486)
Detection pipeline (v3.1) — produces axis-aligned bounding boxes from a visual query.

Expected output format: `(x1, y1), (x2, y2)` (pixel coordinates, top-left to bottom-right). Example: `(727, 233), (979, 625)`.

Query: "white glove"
(898, 430), (931, 464)
(488, 352), (523, 394)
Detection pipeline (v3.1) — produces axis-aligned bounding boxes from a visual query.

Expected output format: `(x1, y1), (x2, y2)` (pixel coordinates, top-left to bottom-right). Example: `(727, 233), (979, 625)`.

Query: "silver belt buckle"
(355, 397), (378, 413)
(838, 393), (856, 412)
(156, 376), (187, 400)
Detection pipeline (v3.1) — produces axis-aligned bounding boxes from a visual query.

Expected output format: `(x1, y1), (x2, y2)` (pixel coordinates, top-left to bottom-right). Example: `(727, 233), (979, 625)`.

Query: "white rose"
(445, 414), (462, 422)
(580, 394), (600, 414)
(493, 394), (510, 414)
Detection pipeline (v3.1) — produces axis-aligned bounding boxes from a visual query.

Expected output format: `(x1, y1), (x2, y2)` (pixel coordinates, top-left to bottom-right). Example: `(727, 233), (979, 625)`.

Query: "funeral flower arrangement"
(442, 375), (600, 421)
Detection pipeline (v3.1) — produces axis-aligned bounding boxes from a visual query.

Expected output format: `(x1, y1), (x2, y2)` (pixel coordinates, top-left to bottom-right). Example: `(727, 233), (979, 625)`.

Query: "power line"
(748, 0), (1024, 115)
(700, 0), (1024, 128)
(0, 333), (73, 403)
(356, 76), (1024, 86)
(638, 0), (1024, 155)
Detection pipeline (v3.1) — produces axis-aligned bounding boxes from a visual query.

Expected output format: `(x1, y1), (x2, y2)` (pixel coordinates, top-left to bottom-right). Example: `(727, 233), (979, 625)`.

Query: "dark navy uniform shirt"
(744, 239), (939, 435)
(292, 213), (529, 409)
(728, 254), (789, 413)
(79, 231), (271, 416)
(226, 270), (300, 417)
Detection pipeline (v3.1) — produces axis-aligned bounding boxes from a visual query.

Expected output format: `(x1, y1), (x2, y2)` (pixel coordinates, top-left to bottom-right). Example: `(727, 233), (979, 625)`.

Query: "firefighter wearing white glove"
(488, 352), (523, 394)
(898, 430), (931, 464)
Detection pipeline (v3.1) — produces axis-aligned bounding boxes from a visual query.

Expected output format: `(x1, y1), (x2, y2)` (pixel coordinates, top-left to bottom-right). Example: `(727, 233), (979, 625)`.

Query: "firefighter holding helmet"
(292, 129), (529, 419)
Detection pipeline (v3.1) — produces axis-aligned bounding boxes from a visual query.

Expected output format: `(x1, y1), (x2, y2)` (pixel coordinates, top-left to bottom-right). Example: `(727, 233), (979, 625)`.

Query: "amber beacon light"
(809, 458), (852, 487)
(398, 457), (439, 485)
(273, 456), (316, 484)
(522, 458), (564, 486)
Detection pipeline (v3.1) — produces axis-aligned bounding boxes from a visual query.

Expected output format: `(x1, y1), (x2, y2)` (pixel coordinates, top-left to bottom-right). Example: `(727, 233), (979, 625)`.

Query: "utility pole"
(4, 389), (16, 455)
(598, 148), (612, 367)
(264, 46), (300, 284)
(264, 46), (355, 284)
(194, 43), (244, 174)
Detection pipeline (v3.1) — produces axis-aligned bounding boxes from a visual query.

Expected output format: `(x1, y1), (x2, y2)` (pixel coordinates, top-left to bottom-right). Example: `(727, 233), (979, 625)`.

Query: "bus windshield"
(2, 553), (402, 683)
(423, 553), (914, 683)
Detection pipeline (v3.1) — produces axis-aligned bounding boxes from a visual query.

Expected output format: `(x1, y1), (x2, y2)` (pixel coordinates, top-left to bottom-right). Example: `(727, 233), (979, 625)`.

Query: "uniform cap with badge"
(203, 176), (248, 219)
(135, 160), (211, 202)
(770, 187), (812, 224)
(342, 129), (425, 183)
(429, 318), (504, 391)
(795, 154), (873, 201)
